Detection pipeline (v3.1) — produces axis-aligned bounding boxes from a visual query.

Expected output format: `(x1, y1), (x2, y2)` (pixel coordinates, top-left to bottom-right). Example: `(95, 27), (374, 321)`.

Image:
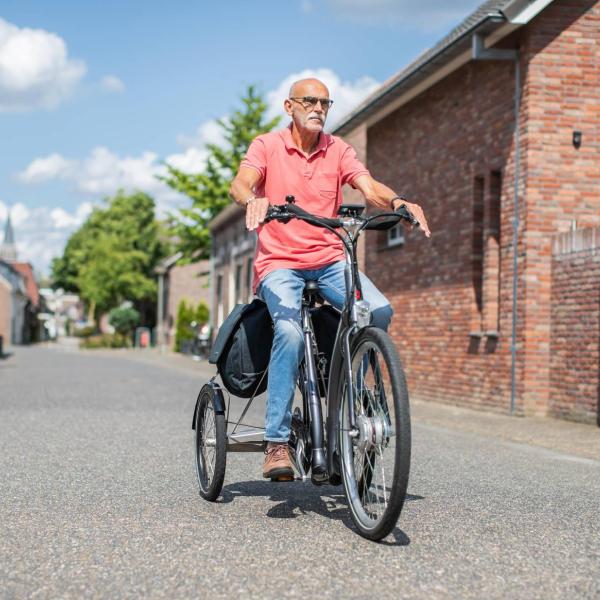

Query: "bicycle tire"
(338, 326), (411, 541)
(194, 386), (227, 501)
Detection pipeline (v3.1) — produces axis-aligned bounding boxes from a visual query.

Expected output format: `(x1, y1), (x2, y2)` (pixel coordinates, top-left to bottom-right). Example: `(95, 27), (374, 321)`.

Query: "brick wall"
(550, 228), (600, 425)
(363, 0), (600, 416)
(165, 260), (210, 346)
(366, 57), (517, 413)
(519, 0), (600, 414)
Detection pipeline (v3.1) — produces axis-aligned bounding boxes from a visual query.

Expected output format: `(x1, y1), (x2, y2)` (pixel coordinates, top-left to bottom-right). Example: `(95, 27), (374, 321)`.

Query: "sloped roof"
(333, 0), (536, 135)
(12, 262), (39, 307)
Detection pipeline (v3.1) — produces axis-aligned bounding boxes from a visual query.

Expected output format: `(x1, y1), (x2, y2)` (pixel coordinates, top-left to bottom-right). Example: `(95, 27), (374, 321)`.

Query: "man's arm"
(351, 174), (431, 237)
(229, 167), (270, 232)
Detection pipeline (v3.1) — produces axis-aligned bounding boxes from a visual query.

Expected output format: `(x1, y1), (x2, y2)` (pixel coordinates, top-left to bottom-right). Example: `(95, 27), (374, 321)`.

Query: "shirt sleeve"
(240, 137), (267, 182)
(340, 143), (370, 187)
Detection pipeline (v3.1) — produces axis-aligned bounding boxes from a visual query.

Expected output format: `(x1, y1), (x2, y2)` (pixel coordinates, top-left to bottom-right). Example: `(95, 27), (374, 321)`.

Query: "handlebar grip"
(397, 204), (420, 228)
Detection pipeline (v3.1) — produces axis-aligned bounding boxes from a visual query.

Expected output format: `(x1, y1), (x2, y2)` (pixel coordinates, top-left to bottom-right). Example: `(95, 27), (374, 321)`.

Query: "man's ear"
(283, 99), (293, 117)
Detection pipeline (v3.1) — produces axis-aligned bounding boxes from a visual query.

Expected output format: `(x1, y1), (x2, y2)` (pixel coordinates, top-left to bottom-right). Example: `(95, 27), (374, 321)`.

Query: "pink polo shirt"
(241, 124), (370, 291)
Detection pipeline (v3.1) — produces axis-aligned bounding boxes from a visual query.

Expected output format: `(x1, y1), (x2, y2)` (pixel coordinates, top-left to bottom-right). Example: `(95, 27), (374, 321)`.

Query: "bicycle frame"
(265, 198), (417, 483)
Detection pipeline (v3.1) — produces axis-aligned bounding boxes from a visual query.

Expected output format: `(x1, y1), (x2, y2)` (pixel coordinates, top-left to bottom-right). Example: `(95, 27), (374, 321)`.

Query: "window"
(234, 263), (243, 304)
(216, 274), (224, 327)
(387, 224), (404, 247)
(483, 171), (501, 333)
(246, 257), (254, 301)
(472, 176), (485, 318)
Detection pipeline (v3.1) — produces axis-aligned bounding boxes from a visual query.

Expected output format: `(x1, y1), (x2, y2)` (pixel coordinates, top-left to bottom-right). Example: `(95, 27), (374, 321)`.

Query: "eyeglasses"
(289, 96), (334, 110)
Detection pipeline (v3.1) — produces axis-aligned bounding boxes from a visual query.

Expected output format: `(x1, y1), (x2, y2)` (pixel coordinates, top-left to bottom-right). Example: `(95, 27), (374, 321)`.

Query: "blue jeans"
(256, 260), (393, 442)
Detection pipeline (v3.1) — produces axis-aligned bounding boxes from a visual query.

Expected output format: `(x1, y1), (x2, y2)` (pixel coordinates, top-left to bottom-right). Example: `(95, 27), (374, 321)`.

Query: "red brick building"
(334, 0), (600, 422)
(155, 254), (210, 348)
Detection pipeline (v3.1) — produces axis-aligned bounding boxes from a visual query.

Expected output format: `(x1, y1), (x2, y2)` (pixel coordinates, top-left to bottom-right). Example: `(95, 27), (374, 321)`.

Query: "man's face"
(284, 81), (331, 134)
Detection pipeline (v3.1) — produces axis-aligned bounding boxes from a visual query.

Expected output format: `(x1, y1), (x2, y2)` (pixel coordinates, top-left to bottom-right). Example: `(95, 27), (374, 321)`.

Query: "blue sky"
(0, 0), (482, 274)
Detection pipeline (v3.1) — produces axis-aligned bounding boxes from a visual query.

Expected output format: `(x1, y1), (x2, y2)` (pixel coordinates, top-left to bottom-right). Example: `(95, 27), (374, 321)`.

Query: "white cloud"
(165, 146), (208, 173)
(327, 0), (482, 30)
(176, 118), (226, 151)
(100, 74), (125, 94)
(14, 66), (381, 271)
(0, 200), (93, 273)
(17, 153), (73, 183)
(0, 17), (86, 111)
(50, 202), (93, 229)
(17, 147), (185, 216)
(266, 68), (380, 130)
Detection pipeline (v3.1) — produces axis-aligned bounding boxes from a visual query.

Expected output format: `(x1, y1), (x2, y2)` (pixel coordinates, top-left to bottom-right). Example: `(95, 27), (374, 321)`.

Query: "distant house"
(0, 259), (28, 347)
(155, 254), (211, 348)
(0, 212), (42, 345)
(208, 204), (255, 332)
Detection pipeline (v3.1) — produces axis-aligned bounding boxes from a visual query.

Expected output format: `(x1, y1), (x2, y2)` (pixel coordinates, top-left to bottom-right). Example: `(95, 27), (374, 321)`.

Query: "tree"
(161, 85), (280, 260)
(51, 191), (170, 324)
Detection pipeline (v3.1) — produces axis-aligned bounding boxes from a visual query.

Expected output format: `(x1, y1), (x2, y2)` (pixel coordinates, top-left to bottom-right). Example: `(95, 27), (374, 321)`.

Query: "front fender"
(326, 324), (353, 483)
(192, 380), (226, 430)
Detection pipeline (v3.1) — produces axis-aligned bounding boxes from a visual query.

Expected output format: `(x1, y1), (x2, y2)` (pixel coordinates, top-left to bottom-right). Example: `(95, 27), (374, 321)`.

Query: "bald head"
(289, 78), (329, 98)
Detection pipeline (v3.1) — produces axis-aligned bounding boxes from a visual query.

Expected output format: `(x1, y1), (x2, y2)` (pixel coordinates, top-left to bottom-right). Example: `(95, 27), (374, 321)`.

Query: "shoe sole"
(263, 466), (294, 481)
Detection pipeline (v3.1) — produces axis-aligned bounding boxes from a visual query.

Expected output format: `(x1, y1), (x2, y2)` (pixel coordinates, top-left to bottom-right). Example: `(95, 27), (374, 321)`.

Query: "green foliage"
(80, 333), (131, 349)
(73, 325), (97, 338)
(109, 306), (141, 335)
(51, 191), (170, 323)
(161, 85), (280, 260)
(174, 299), (195, 353)
(195, 301), (209, 325)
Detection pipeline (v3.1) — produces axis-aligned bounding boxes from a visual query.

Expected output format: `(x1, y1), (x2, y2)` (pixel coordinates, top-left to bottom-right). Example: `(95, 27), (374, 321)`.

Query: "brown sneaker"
(263, 442), (294, 481)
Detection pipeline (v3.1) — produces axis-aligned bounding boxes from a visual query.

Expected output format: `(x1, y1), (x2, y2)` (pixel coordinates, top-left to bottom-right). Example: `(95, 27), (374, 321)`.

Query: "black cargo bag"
(208, 299), (273, 398)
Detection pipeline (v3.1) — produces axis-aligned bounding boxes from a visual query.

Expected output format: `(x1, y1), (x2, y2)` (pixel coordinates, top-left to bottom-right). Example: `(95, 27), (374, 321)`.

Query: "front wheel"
(194, 386), (226, 501)
(338, 327), (411, 541)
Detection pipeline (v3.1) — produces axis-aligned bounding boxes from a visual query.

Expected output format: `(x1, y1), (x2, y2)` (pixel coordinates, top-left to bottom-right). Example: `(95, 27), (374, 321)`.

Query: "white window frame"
(387, 224), (405, 247)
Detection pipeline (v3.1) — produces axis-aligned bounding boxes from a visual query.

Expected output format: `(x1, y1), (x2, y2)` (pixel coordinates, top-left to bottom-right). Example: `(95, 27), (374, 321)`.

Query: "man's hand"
(392, 198), (431, 238)
(246, 197), (270, 231)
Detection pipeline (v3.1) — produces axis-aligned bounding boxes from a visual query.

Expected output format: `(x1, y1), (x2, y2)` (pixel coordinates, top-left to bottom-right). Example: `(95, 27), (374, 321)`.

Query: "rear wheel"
(194, 386), (226, 501)
(338, 327), (411, 541)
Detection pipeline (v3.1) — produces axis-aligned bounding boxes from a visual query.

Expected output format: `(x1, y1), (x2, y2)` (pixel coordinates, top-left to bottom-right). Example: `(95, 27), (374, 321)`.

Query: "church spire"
(1, 210), (18, 262)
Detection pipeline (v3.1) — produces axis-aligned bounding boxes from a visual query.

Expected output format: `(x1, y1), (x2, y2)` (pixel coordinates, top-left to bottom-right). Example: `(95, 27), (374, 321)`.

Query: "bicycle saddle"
(304, 280), (319, 293)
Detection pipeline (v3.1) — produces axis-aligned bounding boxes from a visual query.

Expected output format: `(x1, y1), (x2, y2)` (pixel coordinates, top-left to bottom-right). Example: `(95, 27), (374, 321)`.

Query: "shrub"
(174, 300), (194, 352)
(80, 333), (131, 349)
(73, 325), (97, 338)
(195, 301), (209, 325)
(109, 306), (140, 336)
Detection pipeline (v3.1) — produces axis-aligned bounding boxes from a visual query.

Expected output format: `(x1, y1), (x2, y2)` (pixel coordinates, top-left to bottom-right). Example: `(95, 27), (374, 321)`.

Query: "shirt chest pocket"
(315, 172), (339, 200)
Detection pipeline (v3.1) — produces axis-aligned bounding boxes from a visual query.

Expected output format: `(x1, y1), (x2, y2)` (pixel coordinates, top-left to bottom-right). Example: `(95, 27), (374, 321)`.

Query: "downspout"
(472, 32), (521, 415)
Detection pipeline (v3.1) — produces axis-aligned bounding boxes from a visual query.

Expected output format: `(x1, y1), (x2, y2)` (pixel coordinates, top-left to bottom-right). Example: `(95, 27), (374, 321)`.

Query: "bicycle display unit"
(193, 196), (418, 541)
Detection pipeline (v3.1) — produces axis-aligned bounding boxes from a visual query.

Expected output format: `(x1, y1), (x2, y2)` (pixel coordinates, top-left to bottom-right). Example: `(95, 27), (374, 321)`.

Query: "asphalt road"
(1, 346), (598, 599)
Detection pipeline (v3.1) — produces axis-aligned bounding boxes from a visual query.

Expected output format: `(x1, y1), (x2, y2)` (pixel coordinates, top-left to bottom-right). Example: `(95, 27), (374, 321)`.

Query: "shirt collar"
(282, 123), (333, 157)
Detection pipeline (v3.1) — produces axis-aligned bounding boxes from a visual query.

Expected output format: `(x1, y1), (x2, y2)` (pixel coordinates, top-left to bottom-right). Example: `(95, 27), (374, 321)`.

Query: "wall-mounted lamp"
(572, 130), (582, 149)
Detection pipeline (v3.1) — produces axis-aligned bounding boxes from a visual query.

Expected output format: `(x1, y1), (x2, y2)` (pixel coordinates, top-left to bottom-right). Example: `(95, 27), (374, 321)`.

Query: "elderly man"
(230, 78), (430, 481)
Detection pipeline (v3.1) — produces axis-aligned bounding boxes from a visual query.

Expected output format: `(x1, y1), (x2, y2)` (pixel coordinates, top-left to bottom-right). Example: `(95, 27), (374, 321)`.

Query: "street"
(1, 346), (598, 599)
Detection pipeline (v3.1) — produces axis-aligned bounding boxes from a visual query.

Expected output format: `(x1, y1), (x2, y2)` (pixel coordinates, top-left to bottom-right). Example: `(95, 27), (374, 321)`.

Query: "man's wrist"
(244, 195), (257, 207)
(390, 195), (407, 210)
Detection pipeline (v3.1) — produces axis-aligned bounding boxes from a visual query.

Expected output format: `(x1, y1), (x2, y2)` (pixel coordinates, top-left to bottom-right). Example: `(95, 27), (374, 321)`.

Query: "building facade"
(334, 0), (600, 422)
(208, 204), (256, 331)
(204, 0), (599, 424)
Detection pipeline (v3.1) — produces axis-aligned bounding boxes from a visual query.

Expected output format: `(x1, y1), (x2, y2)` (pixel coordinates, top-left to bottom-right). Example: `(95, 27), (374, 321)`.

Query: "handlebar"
(264, 198), (420, 231)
